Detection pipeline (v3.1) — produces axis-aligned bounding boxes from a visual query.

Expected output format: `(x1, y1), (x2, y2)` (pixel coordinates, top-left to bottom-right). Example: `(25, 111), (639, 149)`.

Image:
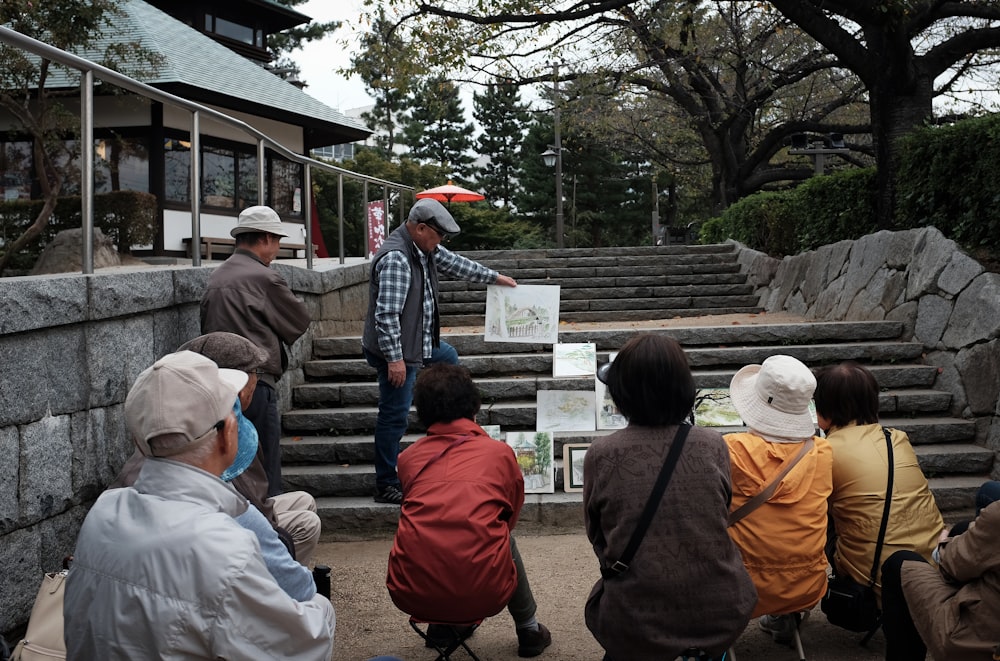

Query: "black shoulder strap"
(868, 427), (895, 587)
(602, 424), (690, 578)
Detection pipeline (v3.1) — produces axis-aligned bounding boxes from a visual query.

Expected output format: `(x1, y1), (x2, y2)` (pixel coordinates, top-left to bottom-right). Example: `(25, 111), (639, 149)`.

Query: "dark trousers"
(507, 536), (537, 625)
(881, 551), (929, 661)
(244, 380), (282, 497)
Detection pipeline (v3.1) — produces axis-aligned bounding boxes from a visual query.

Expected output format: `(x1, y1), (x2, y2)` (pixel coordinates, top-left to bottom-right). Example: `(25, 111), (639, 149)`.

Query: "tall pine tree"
(401, 76), (475, 179)
(473, 79), (528, 206)
(351, 8), (417, 157)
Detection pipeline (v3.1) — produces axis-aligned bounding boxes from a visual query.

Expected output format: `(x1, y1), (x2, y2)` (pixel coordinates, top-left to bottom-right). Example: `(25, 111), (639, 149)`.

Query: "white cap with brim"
(729, 354), (817, 439)
(125, 351), (248, 457)
(230, 205), (289, 238)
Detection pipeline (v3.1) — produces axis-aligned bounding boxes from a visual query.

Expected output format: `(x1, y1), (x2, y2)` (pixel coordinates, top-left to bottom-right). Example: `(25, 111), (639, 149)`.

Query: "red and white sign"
(366, 201), (387, 259)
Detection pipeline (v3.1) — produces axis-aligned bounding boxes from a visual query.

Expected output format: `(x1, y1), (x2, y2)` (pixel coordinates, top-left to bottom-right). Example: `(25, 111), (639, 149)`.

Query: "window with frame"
(0, 141), (33, 201)
(164, 139), (304, 215)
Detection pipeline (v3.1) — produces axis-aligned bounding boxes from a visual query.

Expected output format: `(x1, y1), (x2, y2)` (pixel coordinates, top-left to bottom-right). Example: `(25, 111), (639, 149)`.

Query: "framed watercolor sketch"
(693, 388), (743, 427)
(505, 431), (555, 494)
(563, 443), (590, 492)
(484, 284), (560, 344)
(552, 342), (597, 377)
(481, 424), (503, 440)
(536, 390), (597, 432)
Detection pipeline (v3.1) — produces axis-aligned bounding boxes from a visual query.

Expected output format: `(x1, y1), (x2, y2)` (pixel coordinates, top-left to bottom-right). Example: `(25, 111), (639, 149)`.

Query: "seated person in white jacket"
(65, 351), (334, 660)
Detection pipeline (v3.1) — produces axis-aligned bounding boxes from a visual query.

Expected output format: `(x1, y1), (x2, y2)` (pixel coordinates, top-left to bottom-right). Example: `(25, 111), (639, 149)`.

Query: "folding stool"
(409, 618), (482, 661)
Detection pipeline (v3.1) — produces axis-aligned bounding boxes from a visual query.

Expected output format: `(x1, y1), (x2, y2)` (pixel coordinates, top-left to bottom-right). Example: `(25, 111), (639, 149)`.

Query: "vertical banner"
(366, 200), (387, 259)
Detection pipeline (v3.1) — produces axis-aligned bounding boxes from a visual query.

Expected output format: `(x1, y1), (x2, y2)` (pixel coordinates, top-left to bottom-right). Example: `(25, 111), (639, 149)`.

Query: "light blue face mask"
(221, 397), (259, 482)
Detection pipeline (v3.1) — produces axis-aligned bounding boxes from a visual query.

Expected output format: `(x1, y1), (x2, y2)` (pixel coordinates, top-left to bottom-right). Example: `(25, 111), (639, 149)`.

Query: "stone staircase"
(280, 244), (992, 540)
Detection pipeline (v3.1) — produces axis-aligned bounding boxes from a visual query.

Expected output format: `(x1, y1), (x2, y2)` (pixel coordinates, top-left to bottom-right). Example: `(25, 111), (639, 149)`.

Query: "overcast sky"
(294, 0), (375, 114)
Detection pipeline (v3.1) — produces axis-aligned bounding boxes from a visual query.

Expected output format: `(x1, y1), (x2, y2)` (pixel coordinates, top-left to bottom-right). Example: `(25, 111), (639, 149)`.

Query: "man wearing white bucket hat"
(724, 354), (833, 646)
(201, 205), (311, 498)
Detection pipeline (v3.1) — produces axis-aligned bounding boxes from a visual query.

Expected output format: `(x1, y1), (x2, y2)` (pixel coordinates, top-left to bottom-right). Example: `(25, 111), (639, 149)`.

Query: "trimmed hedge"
(701, 113), (1000, 257)
(0, 190), (157, 272)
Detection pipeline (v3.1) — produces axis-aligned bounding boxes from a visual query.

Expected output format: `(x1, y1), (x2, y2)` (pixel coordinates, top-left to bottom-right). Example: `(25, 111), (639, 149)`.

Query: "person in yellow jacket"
(813, 361), (944, 599)
(724, 355), (834, 645)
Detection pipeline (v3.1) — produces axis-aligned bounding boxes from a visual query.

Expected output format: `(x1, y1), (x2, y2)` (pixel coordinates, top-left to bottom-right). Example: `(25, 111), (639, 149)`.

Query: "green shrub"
(896, 115), (1000, 251)
(699, 191), (799, 256)
(0, 190), (157, 271)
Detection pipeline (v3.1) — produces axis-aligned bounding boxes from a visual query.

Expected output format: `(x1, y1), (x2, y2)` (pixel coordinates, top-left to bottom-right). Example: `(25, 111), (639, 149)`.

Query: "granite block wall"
(735, 226), (1000, 465)
(0, 259), (369, 636)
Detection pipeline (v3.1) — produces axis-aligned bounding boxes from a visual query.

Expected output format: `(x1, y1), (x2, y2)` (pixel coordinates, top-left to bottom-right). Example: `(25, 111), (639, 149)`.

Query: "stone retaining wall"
(0, 259), (369, 636)
(734, 226), (1000, 461)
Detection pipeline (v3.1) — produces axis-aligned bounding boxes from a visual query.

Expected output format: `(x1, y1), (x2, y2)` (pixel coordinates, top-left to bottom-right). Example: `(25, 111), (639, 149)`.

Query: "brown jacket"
(200, 250), (310, 385)
(584, 424), (757, 660)
(902, 499), (1000, 660)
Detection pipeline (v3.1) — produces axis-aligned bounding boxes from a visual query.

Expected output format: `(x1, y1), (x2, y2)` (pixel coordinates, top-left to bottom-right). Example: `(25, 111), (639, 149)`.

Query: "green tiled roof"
(53, 0), (370, 144)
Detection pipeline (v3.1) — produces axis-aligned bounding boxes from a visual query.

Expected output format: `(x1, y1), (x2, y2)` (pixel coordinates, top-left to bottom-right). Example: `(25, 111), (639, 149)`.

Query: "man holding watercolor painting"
(361, 198), (516, 505)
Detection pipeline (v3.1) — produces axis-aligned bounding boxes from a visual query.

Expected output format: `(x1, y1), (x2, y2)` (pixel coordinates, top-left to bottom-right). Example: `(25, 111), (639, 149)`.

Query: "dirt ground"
(314, 532), (887, 661)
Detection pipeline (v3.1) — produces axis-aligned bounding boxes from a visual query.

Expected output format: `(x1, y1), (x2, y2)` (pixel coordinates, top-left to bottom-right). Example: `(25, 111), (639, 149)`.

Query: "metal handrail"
(0, 24), (411, 272)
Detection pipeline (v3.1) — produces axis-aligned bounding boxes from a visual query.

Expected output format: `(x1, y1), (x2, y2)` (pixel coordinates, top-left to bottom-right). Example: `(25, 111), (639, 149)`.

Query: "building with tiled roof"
(0, 0), (372, 258)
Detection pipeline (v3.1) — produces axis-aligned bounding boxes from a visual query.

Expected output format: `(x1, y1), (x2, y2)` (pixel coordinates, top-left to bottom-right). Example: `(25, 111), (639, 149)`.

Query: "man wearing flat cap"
(65, 351), (334, 659)
(362, 198), (517, 504)
(201, 205), (311, 498)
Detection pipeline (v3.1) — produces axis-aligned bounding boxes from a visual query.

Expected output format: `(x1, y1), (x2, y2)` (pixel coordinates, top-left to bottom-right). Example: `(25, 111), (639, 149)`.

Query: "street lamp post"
(540, 62), (564, 249)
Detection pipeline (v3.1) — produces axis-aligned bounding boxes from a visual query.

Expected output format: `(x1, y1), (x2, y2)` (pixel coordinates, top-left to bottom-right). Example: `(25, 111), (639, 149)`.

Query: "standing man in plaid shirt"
(362, 198), (517, 504)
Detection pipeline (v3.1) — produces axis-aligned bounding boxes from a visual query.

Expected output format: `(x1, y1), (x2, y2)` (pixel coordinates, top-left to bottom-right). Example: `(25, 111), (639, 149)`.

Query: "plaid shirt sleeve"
(373, 250), (410, 362)
(434, 245), (498, 283)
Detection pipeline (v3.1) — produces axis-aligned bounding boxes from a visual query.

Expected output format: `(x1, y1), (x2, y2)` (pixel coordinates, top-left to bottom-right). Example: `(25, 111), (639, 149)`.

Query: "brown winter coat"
(584, 424), (757, 660)
(901, 499), (1000, 660)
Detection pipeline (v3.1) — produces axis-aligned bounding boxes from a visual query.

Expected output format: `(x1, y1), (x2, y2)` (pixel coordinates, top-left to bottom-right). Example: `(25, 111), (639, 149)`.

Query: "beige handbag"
(11, 570), (66, 661)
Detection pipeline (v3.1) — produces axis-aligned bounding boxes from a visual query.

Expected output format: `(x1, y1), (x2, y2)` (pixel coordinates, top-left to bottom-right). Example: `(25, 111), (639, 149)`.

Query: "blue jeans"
(364, 341), (459, 489)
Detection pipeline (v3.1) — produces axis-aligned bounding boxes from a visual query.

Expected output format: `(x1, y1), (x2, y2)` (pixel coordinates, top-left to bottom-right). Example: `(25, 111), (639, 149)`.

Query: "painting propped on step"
(553, 342), (597, 377)
(481, 424), (503, 441)
(693, 388), (817, 427)
(537, 390), (597, 432)
(506, 431), (555, 494)
(485, 284), (560, 344)
(596, 351), (626, 430)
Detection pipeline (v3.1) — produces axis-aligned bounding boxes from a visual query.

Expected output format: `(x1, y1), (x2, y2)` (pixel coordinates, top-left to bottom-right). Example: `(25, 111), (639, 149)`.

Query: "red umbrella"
(415, 180), (486, 205)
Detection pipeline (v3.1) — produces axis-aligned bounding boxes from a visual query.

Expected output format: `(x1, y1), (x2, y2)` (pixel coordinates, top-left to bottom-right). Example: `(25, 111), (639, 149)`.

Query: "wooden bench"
(183, 237), (312, 260)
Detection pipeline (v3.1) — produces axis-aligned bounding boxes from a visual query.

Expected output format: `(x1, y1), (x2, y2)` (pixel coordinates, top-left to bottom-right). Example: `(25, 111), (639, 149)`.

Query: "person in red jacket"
(385, 363), (552, 658)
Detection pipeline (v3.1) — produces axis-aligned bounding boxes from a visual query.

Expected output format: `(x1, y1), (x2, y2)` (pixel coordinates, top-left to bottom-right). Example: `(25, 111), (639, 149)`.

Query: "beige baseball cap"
(125, 351), (248, 457)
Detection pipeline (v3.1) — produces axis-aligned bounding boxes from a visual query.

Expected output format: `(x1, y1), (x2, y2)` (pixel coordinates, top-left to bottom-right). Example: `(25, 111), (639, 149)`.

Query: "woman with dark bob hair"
(386, 364), (551, 657)
(814, 361), (944, 602)
(583, 334), (756, 661)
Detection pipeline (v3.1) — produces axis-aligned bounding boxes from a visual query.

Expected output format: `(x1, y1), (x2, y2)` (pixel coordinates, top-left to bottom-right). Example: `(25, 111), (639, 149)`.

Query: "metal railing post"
(190, 111), (201, 266)
(303, 164), (313, 269)
(80, 70), (94, 274)
(337, 173), (345, 264)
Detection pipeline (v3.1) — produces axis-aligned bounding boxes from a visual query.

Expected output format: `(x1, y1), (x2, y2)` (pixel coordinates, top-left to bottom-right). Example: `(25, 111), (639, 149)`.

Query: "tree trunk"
(868, 73), (934, 229)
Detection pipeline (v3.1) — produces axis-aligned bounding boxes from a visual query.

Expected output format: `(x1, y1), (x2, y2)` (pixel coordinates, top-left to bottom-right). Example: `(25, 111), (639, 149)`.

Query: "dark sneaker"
(373, 484), (403, 504)
(516, 622), (552, 658)
(424, 624), (477, 649)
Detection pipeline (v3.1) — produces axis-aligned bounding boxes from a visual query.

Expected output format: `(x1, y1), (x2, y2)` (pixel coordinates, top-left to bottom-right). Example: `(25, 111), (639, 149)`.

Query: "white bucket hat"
(730, 354), (816, 439)
(230, 205), (289, 238)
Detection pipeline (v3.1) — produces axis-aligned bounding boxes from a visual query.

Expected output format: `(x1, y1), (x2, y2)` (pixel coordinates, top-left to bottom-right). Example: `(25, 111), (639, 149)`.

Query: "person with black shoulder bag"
(583, 335), (756, 661)
(814, 362), (946, 643)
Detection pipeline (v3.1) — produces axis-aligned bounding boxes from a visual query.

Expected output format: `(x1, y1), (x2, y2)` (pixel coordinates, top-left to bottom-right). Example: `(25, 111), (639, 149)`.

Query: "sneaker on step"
(373, 484), (403, 504)
(517, 622), (552, 658)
